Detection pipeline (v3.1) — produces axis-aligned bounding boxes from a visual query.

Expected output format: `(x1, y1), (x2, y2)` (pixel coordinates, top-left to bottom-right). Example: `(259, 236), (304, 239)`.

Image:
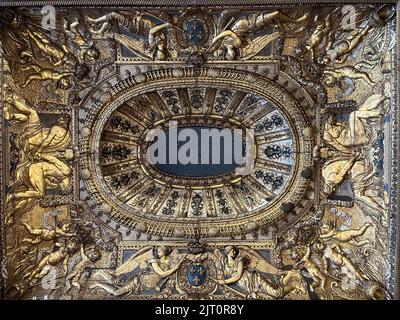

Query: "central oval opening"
(148, 126), (245, 178)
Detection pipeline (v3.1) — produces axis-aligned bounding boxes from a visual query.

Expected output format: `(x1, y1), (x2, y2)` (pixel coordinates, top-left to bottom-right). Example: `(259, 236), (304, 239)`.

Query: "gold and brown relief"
(0, 0), (399, 300)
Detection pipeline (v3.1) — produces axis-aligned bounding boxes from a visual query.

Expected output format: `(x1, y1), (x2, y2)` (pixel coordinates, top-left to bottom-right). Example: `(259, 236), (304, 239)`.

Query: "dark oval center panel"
(150, 126), (245, 178)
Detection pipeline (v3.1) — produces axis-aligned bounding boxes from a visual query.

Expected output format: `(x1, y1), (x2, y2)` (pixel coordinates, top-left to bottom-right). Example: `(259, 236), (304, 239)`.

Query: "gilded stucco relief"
(0, 1), (398, 300)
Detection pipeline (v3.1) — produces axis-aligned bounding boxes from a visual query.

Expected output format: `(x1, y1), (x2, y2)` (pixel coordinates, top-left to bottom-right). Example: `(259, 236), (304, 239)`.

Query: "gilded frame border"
(0, 0), (398, 300)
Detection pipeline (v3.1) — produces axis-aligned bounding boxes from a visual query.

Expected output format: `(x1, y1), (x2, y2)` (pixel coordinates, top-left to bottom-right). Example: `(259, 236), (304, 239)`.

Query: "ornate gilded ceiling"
(0, 0), (399, 301)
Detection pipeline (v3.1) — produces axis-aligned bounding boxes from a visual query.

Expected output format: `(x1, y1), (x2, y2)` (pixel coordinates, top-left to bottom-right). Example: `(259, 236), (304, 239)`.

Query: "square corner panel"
(0, 0), (399, 300)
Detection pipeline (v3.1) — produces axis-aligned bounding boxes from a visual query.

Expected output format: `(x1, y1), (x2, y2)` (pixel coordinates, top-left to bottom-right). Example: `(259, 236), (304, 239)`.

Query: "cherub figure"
(322, 94), (388, 218)
(323, 63), (375, 87)
(66, 245), (101, 293)
(90, 246), (185, 296)
(3, 89), (71, 154)
(33, 114), (72, 156)
(319, 221), (372, 246)
(22, 222), (75, 245)
(26, 240), (77, 284)
(316, 242), (369, 283)
(214, 246), (307, 299)
(86, 11), (171, 60)
(21, 64), (73, 89)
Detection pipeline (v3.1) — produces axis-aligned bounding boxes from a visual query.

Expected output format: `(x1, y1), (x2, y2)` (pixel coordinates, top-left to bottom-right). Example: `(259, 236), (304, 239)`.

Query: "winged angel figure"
(90, 246), (185, 296)
(213, 246), (309, 299)
(210, 10), (309, 60)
